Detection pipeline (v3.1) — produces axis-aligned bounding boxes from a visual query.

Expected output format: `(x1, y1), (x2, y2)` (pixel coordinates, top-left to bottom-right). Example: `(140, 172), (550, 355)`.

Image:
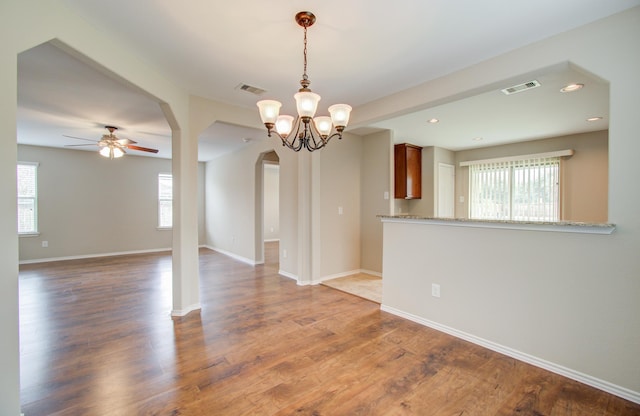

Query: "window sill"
(379, 216), (615, 235)
(19, 232), (40, 238)
(156, 227), (173, 231)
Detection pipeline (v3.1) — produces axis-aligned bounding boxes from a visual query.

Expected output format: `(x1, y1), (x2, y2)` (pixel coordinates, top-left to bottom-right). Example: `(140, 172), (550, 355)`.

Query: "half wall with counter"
(378, 215), (639, 403)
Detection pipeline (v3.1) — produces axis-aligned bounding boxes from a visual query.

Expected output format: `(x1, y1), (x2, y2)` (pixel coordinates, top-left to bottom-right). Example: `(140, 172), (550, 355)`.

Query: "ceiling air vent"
(236, 83), (267, 96)
(501, 80), (541, 95)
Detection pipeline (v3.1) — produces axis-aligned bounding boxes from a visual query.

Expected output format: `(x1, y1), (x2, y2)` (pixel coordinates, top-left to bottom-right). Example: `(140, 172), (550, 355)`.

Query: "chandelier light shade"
(257, 11), (352, 152)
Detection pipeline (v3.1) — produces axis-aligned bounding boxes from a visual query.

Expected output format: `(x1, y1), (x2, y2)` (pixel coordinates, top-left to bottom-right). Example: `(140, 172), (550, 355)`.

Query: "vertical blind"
(17, 163), (38, 234)
(158, 173), (173, 228)
(469, 157), (560, 221)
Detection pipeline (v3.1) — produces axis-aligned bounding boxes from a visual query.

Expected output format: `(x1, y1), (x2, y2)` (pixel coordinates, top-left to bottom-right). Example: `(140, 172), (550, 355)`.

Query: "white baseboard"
(264, 238), (280, 242)
(294, 269), (381, 286)
(359, 269), (382, 278)
(171, 303), (201, 317)
(19, 247), (172, 265)
(316, 269), (362, 284)
(204, 245), (257, 266)
(278, 270), (298, 281)
(380, 304), (640, 405)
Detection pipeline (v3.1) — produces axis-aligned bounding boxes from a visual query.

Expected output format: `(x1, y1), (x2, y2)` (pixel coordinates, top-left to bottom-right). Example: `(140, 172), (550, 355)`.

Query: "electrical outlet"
(42, 241), (48, 248)
(338, 206), (343, 215)
(431, 283), (441, 298)
(283, 249), (287, 258)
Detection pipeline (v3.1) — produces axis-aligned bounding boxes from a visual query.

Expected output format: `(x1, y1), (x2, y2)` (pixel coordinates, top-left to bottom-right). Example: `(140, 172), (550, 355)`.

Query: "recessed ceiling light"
(427, 118), (439, 124)
(560, 83), (584, 93)
(587, 116), (603, 122)
(472, 137), (483, 141)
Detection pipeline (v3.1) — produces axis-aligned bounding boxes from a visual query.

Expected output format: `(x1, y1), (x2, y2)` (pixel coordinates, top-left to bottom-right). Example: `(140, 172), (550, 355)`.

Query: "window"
(158, 173), (173, 228)
(17, 162), (38, 234)
(469, 156), (560, 222)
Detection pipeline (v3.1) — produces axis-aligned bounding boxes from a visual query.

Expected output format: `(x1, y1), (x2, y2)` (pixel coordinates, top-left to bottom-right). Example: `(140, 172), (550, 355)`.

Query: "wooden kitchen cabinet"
(394, 143), (422, 199)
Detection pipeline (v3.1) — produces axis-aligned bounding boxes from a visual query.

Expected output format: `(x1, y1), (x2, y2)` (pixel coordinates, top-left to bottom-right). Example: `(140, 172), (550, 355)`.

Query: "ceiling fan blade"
(126, 144), (159, 153)
(117, 138), (137, 145)
(63, 134), (98, 143)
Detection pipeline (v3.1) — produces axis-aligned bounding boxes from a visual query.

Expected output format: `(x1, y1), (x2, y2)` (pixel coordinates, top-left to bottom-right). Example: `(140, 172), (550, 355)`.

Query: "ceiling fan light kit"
(99, 126), (125, 159)
(256, 11), (352, 152)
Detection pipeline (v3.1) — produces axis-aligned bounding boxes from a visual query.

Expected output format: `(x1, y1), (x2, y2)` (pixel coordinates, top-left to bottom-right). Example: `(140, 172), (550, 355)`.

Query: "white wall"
(17, 145), (209, 261)
(379, 8), (640, 402)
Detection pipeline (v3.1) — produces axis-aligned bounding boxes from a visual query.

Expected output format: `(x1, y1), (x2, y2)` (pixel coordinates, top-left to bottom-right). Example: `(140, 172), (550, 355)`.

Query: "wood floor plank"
(18, 242), (640, 415)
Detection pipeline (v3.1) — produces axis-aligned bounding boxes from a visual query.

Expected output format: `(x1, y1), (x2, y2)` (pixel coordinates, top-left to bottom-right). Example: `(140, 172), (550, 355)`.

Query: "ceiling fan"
(64, 126), (159, 159)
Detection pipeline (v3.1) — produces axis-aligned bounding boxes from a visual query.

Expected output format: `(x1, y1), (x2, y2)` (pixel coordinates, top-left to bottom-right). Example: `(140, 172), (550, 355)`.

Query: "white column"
(296, 150), (322, 285)
(0, 44), (22, 416)
(169, 112), (201, 316)
(297, 151), (312, 284)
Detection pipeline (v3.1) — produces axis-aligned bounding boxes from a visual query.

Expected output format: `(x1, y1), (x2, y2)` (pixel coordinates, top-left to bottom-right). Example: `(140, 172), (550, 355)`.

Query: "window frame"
(17, 161), (39, 236)
(157, 172), (173, 229)
(467, 156), (562, 222)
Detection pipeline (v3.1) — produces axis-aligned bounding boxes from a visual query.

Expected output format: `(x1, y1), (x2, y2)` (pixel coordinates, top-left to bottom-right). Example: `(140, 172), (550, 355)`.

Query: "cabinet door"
(405, 145), (422, 199)
(394, 144), (422, 199)
(394, 145), (408, 199)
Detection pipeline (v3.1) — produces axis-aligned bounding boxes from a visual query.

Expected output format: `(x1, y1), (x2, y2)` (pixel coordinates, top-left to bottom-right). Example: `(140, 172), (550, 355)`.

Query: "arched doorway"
(254, 150), (279, 267)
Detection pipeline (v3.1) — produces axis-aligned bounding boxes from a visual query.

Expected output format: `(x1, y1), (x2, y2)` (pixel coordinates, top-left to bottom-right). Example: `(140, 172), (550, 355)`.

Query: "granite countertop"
(378, 215), (616, 234)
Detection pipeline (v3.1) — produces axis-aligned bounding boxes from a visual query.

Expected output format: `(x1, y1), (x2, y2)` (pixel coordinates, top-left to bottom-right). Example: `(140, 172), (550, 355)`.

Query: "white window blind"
(158, 173), (173, 228)
(17, 162), (38, 234)
(469, 157), (560, 222)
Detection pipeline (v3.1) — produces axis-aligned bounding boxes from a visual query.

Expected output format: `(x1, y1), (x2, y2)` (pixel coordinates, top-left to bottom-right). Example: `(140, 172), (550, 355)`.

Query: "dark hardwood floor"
(19, 244), (640, 415)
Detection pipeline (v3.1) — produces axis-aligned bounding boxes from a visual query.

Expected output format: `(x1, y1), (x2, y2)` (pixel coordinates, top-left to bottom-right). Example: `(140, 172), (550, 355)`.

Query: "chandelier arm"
(291, 118), (305, 151)
(309, 129), (322, 150)
(295, 135), (305, 152)
(306, 121), (325, 151)
(264, 116), (343, 152)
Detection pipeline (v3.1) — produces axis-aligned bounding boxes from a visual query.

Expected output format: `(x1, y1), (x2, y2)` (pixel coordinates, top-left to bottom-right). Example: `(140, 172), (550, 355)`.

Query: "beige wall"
(263, 163), (280, 241)
(415, 146), (435, 216)
(197, 162), (206, 244)
(399, 132), (606, 221)
(205, 130), (364, 281)
(407, 146), (455, 217)
(2, 0), (199, 413)
(318, 133), (363, 279)
(455, 131), (608, 222)
(205, 141), (277, 263)
(17, 145), (207, 262)
(360, 130), (393, 275)
(379, 8), (640, 401)
(2, 1), (638, 413)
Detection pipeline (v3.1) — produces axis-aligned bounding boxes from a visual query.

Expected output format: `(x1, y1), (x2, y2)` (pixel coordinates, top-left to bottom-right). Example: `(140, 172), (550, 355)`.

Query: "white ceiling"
(16, 1), (638, 160)
(371, 63), (610, 150)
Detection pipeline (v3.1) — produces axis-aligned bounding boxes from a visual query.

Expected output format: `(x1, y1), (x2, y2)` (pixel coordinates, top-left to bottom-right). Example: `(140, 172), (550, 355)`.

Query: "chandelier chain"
(302, 25), (308, 82)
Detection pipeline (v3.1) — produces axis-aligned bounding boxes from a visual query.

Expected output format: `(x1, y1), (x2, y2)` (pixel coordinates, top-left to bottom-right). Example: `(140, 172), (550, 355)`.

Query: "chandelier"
(257, 11), (352, 152)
